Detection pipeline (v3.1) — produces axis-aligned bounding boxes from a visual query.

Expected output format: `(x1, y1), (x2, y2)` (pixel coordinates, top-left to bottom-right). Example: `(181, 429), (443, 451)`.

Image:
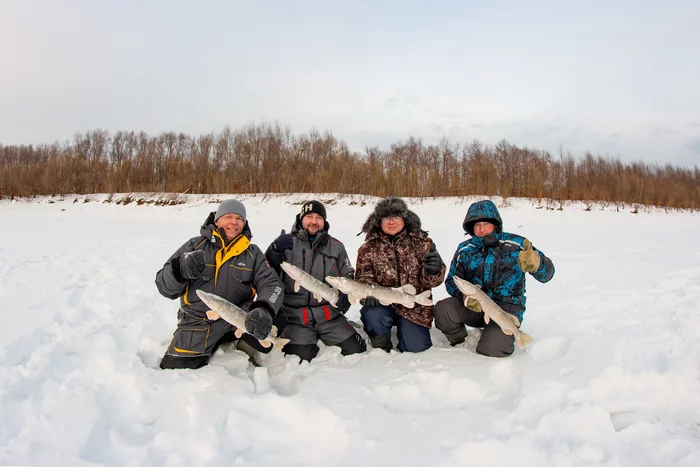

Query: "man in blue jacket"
(433, 200), (554, 357)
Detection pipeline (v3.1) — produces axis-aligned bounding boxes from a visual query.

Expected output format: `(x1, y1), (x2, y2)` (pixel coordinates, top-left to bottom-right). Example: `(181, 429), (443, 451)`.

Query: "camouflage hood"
(361, 197), (422, 238)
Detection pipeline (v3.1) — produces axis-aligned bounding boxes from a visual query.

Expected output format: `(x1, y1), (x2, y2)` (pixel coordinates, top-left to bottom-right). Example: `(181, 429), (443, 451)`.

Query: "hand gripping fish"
(280, 261), (340, 307)
(452, 275), (533, 349)
(324, 276), (433, 308)
(195, 290), (290, 351)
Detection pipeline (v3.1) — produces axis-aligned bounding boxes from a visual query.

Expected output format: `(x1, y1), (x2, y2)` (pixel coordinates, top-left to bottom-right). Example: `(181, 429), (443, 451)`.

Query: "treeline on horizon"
(1, 123), (699, 209)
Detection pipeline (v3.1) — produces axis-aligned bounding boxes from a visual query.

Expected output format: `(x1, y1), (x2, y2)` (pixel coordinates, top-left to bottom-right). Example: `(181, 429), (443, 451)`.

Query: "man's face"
(473, 221), (496, 237)
(301, 213), (324, 236)
(215, 213), (245, 241)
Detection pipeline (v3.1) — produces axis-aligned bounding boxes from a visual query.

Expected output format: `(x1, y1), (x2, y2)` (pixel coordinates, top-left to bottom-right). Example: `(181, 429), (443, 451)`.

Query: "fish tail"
(414, 290), (433, 306)
(516, 331), (533, 349)
(273, 337), (290, 351)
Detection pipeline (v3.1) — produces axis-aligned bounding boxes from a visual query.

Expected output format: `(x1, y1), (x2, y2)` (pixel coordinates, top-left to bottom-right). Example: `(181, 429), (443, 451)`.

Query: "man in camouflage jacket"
(434, 199), (555, 357)
(356, 197), (446, 352)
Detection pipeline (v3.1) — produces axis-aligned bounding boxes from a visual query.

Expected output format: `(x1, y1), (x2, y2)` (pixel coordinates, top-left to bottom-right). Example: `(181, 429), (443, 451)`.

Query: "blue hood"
(462, 200), (503, 236)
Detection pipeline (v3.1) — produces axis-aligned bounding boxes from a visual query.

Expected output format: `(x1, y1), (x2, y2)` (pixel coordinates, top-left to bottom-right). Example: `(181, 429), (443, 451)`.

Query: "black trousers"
(160, 310), (278, 370)
(433, 296), (515, 357)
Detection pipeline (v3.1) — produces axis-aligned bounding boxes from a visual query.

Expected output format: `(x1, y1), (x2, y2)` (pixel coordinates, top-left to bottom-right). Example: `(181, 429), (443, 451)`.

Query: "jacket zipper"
(394, 249), (402, 287)
(302, 249), (311, 307)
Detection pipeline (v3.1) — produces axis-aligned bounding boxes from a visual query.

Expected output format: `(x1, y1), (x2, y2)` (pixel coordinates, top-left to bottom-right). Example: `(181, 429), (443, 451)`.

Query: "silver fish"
(281, 261), (339, 307)
(195, 290), (290, 351)
(452, 275), (533, 349)
(324, 276), (432, 308)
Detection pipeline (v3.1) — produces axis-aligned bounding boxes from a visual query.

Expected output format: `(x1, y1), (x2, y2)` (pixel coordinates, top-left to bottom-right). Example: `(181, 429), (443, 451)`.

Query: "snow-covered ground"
(1, 194), (699, 467)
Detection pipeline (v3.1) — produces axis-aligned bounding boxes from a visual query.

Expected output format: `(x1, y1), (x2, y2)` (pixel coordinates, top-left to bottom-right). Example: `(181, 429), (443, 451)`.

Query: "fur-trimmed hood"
(361, 197), (422, 237)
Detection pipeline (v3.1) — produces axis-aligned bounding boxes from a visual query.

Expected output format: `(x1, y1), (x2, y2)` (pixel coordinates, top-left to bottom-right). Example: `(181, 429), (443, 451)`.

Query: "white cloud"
(1, 0), (699, 167)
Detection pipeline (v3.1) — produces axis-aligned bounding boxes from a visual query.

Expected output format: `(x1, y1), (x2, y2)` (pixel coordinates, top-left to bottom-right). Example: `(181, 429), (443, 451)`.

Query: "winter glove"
(517, 239), (541, 273)
(245, 307), (273, 340)
(179, 250), (206, 280)
(483, 233), (499, 248)
(464, 297), (482, 313)
(422, 251), (442, 275)
(336, 292), (351, 314)
(360, 296), (380, 308)
(272, 232), (294, 252)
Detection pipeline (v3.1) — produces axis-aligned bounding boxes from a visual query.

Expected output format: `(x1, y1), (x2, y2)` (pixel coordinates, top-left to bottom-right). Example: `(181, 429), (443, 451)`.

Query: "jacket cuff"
(170, 256), (187, 283)
(250, 300), (276, 317)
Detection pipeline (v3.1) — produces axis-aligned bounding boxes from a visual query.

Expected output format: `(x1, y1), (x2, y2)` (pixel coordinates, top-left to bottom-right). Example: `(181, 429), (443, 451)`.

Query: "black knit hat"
(299, 200), (326, 221)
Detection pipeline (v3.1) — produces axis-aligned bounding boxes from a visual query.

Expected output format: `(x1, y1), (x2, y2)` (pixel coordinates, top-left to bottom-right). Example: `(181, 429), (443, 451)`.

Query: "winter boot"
(236, 339), (269, 367)
(446, 327), (468, 346)
(369, 334), (392, 352)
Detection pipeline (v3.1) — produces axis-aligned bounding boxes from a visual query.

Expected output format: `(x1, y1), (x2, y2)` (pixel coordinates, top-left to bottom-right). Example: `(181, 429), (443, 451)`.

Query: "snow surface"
(1, 194), (699, 467)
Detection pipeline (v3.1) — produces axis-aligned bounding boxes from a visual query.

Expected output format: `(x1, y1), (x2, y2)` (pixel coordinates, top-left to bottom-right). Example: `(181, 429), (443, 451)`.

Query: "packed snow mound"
(1, 195), (699, 466)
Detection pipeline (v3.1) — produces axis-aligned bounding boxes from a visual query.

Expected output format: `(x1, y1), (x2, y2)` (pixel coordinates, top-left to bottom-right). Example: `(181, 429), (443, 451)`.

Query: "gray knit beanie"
(215, 199), (247, 222)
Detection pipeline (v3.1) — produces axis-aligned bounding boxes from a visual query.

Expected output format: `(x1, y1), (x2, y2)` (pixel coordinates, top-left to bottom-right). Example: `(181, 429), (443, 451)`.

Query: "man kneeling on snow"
(265, 200), (366, 362)
(155, 199), (284, 369)
(433, 200), (555, 357)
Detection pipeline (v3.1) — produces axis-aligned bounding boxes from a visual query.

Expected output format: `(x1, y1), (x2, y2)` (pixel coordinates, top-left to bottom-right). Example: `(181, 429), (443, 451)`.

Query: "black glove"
(246, 307), (273, 340)
(483, 233), (499, 249)
(179, 250), (206, 280)
(422, 251), (442, 275)
(360, 296), (380, 308)
(272, 233), (294, 252)
(336, 292), (351, 314)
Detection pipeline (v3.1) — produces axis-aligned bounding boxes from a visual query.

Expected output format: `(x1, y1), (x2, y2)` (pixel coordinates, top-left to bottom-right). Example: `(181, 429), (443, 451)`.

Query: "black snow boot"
(338, 333), (367, 356)
(283, 343), (320, 363)
(446, 327), (468, 346)
(369, 334), (392, 352)
(159, 354), (210, 370)
(236, 339), (269, 367)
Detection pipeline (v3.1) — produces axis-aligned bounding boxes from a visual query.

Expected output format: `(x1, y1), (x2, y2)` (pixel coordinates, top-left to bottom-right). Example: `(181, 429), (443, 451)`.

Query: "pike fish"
(280, 261), (340, 307)
(324, 276), (432, 308)
(452, 275), (533, 349)
(195, 290), (290, 351)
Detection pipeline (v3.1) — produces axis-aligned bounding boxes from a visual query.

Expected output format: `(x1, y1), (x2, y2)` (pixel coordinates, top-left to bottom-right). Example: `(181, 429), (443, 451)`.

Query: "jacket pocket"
(312, 304), (339, 322)
(171, 324), (211, 355)
(496, 298), (524, 317)
(200, 263), (215, 281)
(283, 306), (311, 326)
(229, 264), (254, 284)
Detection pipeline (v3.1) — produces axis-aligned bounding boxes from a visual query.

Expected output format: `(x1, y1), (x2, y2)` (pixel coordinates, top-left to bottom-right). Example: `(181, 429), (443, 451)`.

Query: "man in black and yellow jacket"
(156, 199), (284, 369)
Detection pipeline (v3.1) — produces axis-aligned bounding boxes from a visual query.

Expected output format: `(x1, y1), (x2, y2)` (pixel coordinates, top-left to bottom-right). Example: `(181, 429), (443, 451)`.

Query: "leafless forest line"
(1, 123), (698, 209)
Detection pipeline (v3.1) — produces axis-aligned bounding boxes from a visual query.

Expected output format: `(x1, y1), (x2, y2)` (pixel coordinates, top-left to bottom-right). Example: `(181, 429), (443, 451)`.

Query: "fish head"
(195, 289), (214, 303)
(453, 276), (480, 299)
(195, 289), (229, 313)
(196, 290), (247, 327)
(280, 262), (299, 278)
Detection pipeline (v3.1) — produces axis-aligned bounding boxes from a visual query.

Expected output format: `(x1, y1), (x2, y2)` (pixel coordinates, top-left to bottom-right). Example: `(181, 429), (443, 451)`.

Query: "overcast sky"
(1, 0), (699, 167)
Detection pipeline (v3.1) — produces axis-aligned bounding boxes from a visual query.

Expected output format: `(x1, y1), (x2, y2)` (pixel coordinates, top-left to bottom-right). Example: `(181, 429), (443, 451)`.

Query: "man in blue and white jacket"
(433, 200), (555, 357)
